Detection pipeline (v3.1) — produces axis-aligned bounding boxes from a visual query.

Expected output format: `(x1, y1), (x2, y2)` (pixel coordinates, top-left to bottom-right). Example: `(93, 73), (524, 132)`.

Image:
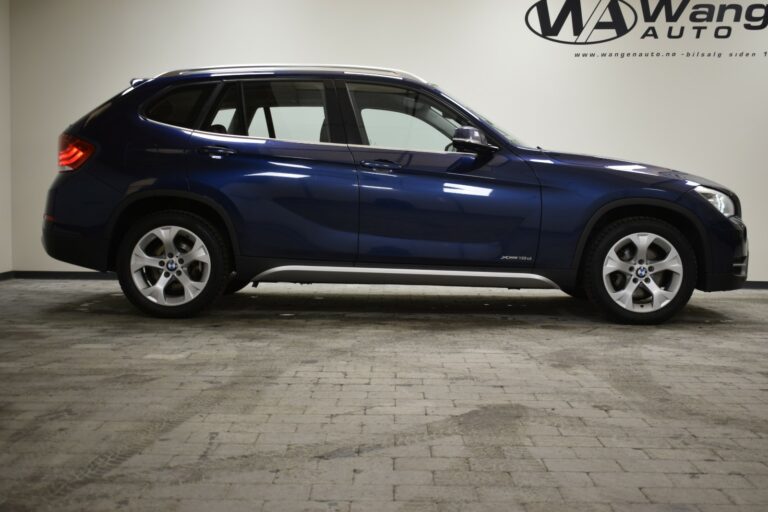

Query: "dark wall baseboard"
(0, 270), (766, 289)
(0, 271), (116, 281)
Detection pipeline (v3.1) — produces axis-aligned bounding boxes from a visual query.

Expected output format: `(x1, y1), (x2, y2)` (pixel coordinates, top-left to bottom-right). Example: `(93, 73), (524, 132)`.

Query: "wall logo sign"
(526, 0), (768, 44)
(526, 0), (637, 44)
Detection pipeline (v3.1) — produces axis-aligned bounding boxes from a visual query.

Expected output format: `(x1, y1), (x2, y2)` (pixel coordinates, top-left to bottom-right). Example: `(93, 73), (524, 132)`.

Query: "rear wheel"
(584, 217), (696, 324)
(117, 211), (230, 318)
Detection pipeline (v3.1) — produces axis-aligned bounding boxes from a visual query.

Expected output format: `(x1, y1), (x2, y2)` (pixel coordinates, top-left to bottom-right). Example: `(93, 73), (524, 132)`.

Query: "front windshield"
(435, 87), (530, 148)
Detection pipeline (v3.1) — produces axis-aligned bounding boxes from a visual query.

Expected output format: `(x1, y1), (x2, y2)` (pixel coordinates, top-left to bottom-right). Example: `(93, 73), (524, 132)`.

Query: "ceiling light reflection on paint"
(360, 185), (394, 191)
(246, 172), (308, 179)
(269, 161), (311, 170)
(606, 164), (647, 172)
(443, 183), (493, 197)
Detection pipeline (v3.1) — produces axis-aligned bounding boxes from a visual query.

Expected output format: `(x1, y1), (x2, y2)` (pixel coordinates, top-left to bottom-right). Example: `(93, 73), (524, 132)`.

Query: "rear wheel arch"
(107, 192), (239, 272)
(573, 200), (710, 289)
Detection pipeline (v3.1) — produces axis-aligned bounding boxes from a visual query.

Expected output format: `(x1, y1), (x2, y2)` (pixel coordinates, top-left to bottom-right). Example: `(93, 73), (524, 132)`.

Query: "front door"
(343, 81), (541, 268)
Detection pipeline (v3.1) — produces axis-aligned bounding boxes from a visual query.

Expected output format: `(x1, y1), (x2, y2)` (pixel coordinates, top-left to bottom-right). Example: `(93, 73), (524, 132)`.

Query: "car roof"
(157, 64), (429, 85)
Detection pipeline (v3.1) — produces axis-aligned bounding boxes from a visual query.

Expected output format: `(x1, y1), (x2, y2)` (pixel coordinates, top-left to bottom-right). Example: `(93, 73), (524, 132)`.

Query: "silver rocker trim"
(253, 265), (559, 289)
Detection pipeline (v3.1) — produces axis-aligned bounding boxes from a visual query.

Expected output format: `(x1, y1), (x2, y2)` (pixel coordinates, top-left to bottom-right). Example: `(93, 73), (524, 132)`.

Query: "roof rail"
(160, 64), (428, 83)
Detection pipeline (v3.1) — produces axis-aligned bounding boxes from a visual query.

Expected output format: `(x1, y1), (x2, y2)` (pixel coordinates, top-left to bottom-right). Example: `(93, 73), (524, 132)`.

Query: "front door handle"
(198, 145), (237, 159)
(360, 159), (402, 173)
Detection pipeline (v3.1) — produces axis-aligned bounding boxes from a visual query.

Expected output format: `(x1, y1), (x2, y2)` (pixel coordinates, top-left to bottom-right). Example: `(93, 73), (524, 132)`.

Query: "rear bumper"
(42, 220), (108, 271)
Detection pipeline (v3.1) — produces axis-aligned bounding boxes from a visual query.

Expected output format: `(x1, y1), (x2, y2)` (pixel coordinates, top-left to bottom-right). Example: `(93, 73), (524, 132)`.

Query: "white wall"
(0, 0), (11, 273)
(8, 0), (768, 279)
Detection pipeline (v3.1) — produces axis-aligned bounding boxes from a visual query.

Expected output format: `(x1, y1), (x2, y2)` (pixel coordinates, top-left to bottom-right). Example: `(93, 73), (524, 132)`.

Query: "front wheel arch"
(572, 200), (709, 290)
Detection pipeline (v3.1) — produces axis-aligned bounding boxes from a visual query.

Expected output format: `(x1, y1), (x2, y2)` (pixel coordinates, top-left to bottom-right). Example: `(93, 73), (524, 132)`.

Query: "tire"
(561, 285), (587, 300)
(224, 278), (256, 295)
(584, 217), (697, 324)
(116, 210), (231, 318)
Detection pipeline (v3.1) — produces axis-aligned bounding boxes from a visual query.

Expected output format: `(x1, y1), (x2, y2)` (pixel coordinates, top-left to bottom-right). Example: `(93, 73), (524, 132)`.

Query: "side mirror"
(451, 126), (498, 154)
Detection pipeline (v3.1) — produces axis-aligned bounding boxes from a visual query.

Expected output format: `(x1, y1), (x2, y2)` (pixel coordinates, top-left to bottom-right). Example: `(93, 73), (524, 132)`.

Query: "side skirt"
(253, 265), (559, 289)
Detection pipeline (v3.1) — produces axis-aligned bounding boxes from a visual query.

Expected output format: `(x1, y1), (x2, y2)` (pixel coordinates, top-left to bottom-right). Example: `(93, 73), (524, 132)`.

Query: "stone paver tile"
(642, 487), (731, 504)
(559, 486), (648, 503)
(395, 485), (478, 502)
(665, 473), (754, 488)
(354, 470), (433, 485)
(475, 485), (562, 503)
(543, 458), (622, 472)
(721, 488), (768, 505)
(311, 484), (393, 501)
(589, 472), (674, 488)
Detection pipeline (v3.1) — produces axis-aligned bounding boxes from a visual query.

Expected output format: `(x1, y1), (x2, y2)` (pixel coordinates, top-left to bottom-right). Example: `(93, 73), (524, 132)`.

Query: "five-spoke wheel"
(117, 211), (230, 317)
(129, 226), (211, 306)
(586, 217), (696, 324)
(603, 232), (683, 312)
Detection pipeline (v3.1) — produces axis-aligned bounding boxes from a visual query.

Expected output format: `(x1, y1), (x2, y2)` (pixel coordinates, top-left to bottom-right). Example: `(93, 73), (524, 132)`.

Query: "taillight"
(58, 134), (94, 172)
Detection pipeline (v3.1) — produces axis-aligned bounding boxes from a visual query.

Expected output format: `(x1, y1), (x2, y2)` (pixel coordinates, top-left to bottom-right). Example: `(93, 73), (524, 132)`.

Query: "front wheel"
(584, 217), (697, 324)
(116, 211), (231, 318)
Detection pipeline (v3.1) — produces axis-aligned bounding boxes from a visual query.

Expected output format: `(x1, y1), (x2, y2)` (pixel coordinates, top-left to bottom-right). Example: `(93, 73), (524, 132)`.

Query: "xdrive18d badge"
(526, 0), (638, 44)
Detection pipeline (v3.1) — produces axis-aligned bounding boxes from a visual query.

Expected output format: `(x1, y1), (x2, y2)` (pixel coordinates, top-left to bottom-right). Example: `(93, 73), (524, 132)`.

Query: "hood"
(537, 150), (730, 192)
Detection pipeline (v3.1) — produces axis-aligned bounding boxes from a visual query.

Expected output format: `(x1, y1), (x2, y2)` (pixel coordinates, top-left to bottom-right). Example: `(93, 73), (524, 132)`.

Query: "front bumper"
(699, 216), (748, 292)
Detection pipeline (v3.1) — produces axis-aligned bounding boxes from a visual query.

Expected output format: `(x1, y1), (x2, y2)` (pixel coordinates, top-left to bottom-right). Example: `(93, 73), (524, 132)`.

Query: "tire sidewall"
(116, 211), (229, 318)
(586, 218), (697, 324)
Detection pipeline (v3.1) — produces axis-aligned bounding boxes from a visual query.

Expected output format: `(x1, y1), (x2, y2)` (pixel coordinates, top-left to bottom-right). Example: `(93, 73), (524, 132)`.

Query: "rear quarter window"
(143, 83), (215, 129)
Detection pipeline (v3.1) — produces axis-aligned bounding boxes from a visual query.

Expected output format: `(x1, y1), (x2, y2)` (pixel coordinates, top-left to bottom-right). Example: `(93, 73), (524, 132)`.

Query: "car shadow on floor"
(46, 286), (732, 327)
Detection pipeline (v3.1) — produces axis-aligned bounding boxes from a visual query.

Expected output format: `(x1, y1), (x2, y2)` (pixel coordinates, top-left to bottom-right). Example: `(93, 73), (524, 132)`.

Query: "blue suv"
(44, 65), (748, 323)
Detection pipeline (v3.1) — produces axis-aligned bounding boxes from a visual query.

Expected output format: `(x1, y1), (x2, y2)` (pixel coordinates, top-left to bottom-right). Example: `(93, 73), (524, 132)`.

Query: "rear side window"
(202, 81), (329, 144)
(144, 83), (215, 129)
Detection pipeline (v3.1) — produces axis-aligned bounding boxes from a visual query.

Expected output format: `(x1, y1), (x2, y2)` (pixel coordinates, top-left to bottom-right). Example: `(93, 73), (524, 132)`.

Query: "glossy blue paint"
(353, 147), (541, 267)
(186, 131), (359, 261)
(43, 65), (747, 293)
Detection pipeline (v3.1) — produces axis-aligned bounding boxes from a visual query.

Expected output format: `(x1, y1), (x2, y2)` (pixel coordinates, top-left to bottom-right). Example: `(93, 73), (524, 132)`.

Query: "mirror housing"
(451, 126), (498, 154)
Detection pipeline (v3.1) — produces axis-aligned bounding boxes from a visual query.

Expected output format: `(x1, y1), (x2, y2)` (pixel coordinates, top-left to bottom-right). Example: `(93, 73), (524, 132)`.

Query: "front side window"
(144, 83), (215, 129)
(201, 81), (329, 144)
(347, 82), (469, 152)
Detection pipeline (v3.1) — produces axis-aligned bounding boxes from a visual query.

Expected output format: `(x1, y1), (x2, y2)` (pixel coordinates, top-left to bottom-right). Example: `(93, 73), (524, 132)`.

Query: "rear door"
(186, 79), (359, 262)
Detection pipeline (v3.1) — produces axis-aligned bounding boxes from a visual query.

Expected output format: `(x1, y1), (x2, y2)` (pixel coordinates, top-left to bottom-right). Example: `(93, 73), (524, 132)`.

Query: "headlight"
(694, 186), (735, 217)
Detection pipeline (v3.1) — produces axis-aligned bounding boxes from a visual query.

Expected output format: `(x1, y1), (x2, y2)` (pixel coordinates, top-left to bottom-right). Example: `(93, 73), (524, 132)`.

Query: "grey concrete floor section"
(0, 279), (767, 512)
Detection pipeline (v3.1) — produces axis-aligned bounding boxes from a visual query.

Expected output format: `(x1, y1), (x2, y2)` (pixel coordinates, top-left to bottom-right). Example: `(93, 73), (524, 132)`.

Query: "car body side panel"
(353, 148), (542, 267)
(44, 89), (194, 270)
(186, 133), (359, 262)
(530, 161), (686, 270)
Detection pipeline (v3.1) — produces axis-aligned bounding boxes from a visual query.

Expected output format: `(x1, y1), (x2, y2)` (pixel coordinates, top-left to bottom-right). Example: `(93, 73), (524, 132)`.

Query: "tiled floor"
(0, 279), (767, 511)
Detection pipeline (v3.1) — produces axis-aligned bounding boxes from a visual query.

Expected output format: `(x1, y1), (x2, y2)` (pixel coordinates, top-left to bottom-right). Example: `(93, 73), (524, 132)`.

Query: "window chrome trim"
(189, 129), (351, 148)
(142, 121), (480, 155)
(347, 143), (475, 157)
(140, 116), (196, 134)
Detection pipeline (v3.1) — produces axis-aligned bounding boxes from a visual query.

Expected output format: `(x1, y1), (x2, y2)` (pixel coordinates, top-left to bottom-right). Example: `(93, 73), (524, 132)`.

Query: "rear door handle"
(360, 159), (402, 172)
(198, 145), (237, 159)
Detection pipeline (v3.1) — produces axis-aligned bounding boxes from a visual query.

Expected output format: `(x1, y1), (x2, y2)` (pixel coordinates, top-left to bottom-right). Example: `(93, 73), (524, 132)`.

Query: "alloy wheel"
(129, 225), (211, 306)
(602, 232), (683, 312)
